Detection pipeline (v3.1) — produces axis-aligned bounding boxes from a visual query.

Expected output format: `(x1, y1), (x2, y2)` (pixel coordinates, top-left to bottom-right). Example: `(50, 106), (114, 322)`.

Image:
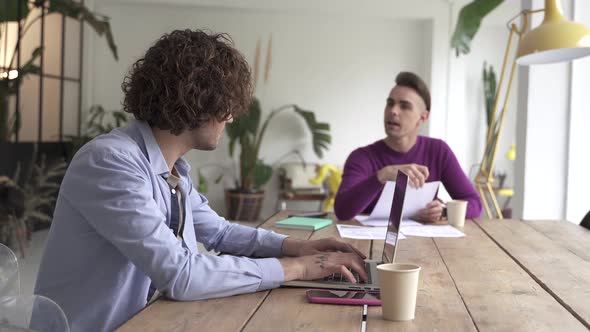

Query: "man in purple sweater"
(334, 72), (482, 222)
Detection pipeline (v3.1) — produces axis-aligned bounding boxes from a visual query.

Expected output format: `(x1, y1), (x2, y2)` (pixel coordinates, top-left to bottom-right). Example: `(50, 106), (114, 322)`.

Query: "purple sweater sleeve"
(438, 142), (482, 218)
(334, 149), (384, 220)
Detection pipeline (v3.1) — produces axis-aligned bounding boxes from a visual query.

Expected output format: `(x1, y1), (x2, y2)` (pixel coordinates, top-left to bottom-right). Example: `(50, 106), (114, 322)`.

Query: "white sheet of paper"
(367, 181), (440, 220)
(336, 224), (406, 240)
(354, 215), (370, 222)
(401, 225), (465, 237)
(358, 218), (422, 227)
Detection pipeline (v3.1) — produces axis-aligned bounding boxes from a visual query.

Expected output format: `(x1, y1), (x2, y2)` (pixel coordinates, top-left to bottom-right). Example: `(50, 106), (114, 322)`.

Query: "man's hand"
(376, 164), (429, 188)
(282, 237), (366, 259)
(414, 200), (445, 223)
(279, 252), (368, 283)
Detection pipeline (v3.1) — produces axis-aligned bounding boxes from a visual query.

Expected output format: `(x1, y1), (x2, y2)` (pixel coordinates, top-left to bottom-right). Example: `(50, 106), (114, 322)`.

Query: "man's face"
(383, 85), (429, 140)
(191, 115), (233, 151)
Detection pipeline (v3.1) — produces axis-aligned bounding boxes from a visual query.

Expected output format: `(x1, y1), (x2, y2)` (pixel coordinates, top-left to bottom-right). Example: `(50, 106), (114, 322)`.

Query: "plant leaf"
(253, 160), (273, 190)
(482, 62), (497, 131)
(25, 211), (52, 223)
(451, 0), (504, 56)
(227, 97), (261, 157)
(19, 47), (43, 75)
(48, 0), (118, 60)
(197, 170), (208, 193)
(293, 106), (331, 158)
(0, 0), (30, 22)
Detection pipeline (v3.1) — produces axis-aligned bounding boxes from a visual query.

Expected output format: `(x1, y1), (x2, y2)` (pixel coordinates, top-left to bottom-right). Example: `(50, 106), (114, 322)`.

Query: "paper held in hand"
(358, 181), (440, 226)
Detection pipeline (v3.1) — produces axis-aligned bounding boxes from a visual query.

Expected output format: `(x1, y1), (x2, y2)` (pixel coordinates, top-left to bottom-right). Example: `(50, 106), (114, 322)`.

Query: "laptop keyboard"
(323, 262), (372, 284)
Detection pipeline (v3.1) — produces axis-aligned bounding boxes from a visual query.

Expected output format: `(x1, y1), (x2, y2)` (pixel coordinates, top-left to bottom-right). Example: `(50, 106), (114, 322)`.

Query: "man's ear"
(419, 110), (429, 124)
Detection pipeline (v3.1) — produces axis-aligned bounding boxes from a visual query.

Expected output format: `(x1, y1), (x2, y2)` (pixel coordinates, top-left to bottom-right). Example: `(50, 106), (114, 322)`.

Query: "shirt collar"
(132, 120), (191, 176)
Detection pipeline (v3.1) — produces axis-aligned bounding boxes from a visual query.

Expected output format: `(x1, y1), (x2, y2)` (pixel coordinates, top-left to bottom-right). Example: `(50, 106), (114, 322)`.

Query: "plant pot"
(224, 190), (265, 222)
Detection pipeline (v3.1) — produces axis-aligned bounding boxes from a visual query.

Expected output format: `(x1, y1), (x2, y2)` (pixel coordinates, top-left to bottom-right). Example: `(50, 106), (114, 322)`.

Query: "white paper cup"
(377, 263), (421, 321)
(447, 200), (468, 228)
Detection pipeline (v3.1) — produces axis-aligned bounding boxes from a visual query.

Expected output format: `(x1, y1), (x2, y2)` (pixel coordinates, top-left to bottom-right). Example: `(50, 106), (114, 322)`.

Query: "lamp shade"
(517, 0), (590, 65)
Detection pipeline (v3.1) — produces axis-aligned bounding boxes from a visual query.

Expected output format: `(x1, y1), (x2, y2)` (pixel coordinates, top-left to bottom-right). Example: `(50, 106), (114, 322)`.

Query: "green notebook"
(275, 217), (333, 231)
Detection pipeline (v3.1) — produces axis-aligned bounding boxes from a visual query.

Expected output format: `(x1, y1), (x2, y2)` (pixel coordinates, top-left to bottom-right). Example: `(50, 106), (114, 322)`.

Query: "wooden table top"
(117, 212), (590, 331)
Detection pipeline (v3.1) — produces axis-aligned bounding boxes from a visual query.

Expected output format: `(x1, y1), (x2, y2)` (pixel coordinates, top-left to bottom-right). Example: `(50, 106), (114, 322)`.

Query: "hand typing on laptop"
(279, 237), (368, 284)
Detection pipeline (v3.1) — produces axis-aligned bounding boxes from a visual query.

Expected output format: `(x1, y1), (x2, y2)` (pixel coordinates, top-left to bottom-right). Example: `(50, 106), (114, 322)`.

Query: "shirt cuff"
(259, 230), (288, 257)
(255, 257), (285, 291)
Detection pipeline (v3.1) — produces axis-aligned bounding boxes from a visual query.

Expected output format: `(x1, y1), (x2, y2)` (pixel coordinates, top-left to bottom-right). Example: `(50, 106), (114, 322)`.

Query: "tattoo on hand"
(314, 254), (328, 269)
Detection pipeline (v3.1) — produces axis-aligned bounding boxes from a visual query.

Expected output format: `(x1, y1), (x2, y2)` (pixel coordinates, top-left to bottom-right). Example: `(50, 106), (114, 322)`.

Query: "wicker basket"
(224, 190), (265, 222)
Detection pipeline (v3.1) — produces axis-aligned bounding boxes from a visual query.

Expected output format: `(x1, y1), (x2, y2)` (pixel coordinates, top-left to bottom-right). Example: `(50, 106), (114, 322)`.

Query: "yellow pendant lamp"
(517, 0), (590, 65)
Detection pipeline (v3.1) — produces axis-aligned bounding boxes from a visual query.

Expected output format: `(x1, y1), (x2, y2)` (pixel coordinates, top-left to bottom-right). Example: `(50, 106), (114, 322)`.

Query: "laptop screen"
(381, 171), (408, 263)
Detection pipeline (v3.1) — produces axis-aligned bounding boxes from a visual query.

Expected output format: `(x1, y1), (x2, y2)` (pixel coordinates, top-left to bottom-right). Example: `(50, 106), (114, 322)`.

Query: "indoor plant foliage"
(451, 0), (504, 56)
(66, 104), (128, 159)
(226, 96), (331, 193)
(0, 0), (118, 141)
(482, 62), (497, 140)
(0, 146), (66, 251)
(13, 150), (67, 231)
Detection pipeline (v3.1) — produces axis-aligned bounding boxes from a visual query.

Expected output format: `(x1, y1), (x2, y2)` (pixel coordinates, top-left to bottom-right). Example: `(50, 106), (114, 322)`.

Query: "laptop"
(282, 171), (409, 291)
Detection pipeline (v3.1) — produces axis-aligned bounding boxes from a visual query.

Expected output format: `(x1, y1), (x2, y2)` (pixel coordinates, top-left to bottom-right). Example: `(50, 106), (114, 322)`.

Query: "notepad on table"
(275, 217), (332, 231)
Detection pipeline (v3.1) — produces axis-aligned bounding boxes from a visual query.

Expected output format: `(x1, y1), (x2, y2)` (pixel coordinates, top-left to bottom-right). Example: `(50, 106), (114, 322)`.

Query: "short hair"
(122, 29), (252, 134)
(395, 72), (431, 111)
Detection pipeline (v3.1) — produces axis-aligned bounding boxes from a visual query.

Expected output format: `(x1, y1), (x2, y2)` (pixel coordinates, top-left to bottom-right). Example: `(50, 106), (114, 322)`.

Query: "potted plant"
(65, 104), (129, 160)
(0, 0), (118, 142)
(0, 1), (119, 226)
(222, 97), (331, 221)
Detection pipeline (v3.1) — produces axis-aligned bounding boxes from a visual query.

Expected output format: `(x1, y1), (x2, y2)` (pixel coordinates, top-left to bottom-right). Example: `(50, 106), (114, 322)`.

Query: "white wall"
(84, 0), (514, 220)
(566, 0), (590, 223)
(515, 0), (590, 222)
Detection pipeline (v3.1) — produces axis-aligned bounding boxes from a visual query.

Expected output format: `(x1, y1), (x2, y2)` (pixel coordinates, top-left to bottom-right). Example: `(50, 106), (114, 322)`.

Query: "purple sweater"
(334, 137), (482, 220)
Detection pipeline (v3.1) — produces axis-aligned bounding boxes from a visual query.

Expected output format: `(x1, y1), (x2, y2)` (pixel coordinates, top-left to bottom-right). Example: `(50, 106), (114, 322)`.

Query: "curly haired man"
(35, 30), (367, 332)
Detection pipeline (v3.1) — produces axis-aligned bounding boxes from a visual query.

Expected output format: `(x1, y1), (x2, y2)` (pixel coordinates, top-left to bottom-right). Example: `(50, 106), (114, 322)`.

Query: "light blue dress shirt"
(34, 120), (287, 332)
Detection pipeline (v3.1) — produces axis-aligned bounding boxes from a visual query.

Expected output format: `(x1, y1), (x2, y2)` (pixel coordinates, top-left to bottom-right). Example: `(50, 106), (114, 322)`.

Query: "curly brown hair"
(122, 29), (252, 134)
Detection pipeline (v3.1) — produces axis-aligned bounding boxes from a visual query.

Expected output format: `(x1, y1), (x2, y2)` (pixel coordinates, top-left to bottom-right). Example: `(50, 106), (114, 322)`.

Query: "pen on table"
(360, 304), (367, 332)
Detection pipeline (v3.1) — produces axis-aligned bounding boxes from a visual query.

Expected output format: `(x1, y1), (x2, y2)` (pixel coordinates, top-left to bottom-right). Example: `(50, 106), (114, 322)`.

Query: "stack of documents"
(336, 221), (464, 240)
(335, 181), (465, 239)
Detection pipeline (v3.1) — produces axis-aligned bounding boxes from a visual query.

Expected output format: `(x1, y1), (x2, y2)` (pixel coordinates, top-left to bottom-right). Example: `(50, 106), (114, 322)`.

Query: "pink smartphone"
(306, 289), (382, 306)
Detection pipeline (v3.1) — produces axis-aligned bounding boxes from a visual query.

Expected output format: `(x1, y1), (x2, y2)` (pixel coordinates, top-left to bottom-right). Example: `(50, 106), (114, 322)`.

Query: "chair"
(277, 163), (328, 211)
(580, 210), (590, 230)
(0, 243), (70, 332)
(0, 242), (20, 298)
(0, 295), (70, 332)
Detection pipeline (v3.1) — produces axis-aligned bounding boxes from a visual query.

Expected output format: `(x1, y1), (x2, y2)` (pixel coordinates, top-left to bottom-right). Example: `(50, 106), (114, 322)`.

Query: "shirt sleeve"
(188, 188), (287, 259)
(438, 142), (483, 218)
(62, 149), (285, 302)
(334, 149), (385, 220)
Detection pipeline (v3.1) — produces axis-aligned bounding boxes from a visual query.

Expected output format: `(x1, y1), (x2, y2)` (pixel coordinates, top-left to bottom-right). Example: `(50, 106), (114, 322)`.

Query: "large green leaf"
(197, 170), (208, 193)
(253, 160), (273, 190)
(451, 0), (504, 56)
(226, 97), (260, 157)
(0, 0), (30, 22)
(482, 62), (497, 131)
(293, 106), (331, 158)
(47, 0), (118, 60)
